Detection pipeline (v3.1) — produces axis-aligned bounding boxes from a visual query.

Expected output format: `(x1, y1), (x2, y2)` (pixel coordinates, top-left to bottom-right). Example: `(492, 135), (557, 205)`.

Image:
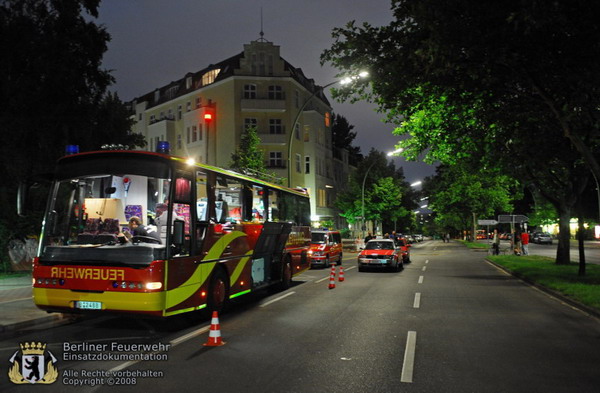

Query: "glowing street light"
(410, 181), (422, 187)
(387, 148), (404, 156)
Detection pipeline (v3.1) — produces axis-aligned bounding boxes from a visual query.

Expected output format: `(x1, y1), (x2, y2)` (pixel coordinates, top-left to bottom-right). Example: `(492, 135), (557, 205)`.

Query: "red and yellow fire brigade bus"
(26, 145), (311, 317)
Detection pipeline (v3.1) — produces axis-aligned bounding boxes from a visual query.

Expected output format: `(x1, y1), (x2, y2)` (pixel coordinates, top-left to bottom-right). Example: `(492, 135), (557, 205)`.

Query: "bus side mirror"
(173, 220), (185, 246)
(17, 182), (29, 217)
(17, 174), (52, 217)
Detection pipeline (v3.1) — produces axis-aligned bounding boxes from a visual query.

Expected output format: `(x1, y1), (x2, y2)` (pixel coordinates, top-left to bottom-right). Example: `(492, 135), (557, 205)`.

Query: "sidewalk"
(0, 275), (64, 335)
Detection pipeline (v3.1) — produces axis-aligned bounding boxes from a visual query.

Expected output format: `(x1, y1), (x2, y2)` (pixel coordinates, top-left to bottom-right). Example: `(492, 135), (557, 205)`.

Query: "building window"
(304, 125), (310, 142)
(186, 77), (192, 89)
(268, 85), (283, 100)
(244, 84), (257, 99)
(154, 90), (160, 103)
(192, 126), (198, 142)
(195, 97), (201, 109)
(269, 151), (283, 168)
(295, 154), (301, 173)
(269, 119), (283, 134)
(325, 112), (331, 127)
(295, 90), (300, 109)
(244, 118), (257, 131)
(305, 156), (310, 174)
(186, 127), (190, 144)
(177, 134), (182, 150)
(202, 69), (220, 85)
(295, 124), (300, 140)
(138, 113), (143, 121)
(198, 123), (203, 141)
(318, 189), (327, 208)
(268, 55), (274, 75)
(186, 102), (191, 112)
(150, 114), (156, 123)
(177, 105), (182, 120)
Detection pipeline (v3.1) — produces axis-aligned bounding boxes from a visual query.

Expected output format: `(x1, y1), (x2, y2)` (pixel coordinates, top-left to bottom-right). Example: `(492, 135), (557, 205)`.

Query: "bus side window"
(173, 176), (192, 257)
(195, 170), (209, 254)
(215, 175), (242, 224)
(251, 185), (266, 223)
(196, 170), (209, 222)
(268, 189), (281, 222)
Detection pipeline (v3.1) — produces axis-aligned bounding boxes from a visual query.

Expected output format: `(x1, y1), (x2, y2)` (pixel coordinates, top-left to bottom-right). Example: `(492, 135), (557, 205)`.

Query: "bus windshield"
(39, 172), (171, 266)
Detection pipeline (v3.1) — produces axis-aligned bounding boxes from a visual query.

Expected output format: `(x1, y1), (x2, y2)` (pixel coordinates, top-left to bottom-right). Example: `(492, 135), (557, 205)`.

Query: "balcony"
(258, 133), (287, 145)
(241, 98), (286, 112)
(148, 117), (176, 140)
(265, 161), (287, 169)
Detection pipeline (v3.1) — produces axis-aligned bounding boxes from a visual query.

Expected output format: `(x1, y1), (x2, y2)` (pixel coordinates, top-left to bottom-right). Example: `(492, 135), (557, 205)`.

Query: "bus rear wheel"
(208, 268), (229, 313)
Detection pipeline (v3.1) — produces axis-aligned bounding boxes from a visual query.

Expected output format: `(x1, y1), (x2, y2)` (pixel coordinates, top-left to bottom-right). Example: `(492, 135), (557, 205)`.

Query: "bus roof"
(58, 149), (309, 198)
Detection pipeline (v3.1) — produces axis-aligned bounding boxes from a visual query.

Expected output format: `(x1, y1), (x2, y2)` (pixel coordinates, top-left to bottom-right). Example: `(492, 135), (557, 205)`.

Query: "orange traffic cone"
(338, 266), (345, 282)
(328, 265), (336, 289)
(203, 311), (226, 346)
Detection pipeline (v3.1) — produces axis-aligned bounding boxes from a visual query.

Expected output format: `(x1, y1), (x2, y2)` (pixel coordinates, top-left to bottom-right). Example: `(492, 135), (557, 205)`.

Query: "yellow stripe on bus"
(230, 251), (253, 287)
(33, 287), (165, 312)
(164, 231), (247, 310)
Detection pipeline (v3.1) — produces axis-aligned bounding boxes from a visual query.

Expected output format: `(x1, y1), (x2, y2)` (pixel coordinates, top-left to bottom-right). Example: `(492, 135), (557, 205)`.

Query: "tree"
(331, 113), (362, 165)
(335, 149), (414, 235)
(424, 165), (516, 240)
(230, 125), (280, 183)
(321, 0), (599, 265)
(0, 0), (144, 269)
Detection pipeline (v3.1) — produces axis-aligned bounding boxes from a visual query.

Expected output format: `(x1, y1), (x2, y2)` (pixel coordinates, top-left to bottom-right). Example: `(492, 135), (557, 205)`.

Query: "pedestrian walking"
(513, 230), (522, 256)
(492, 229), (500, 255)
(521, 231), (530, 255)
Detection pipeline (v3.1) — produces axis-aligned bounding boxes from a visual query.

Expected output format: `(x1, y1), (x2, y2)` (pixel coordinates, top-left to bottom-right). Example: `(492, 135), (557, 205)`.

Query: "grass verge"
(456, 240), (490, 249)
(487, 255), (600, 312)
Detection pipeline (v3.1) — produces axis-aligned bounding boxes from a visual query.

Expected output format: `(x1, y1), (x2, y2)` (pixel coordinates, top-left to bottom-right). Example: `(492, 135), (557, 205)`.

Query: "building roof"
(131, 42), (331, 109)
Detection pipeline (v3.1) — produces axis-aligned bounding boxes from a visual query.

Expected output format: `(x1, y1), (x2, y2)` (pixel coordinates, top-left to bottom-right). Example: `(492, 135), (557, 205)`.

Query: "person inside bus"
(154, 202), (183, 243)
(119, 216), (161, 244)
(215, 194), (229, 223)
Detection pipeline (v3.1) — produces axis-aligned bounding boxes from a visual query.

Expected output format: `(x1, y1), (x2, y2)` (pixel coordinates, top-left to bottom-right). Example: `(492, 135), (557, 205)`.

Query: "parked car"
(308, 230), (343, 268)
(395, 236), (412, 264)
(533, 232), (553, 245)
(358, 239), (404, 272)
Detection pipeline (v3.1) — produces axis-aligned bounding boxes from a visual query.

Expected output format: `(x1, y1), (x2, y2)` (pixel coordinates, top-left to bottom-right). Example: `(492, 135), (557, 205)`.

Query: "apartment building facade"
(129, 39), (347, 226)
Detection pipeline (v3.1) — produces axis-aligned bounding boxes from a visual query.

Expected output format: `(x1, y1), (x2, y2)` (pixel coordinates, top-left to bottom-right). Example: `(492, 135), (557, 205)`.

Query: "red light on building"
(204, 113), (213, 122)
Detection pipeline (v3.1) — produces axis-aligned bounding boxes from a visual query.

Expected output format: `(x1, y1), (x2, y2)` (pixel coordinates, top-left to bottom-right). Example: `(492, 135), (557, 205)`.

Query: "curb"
(484, 257), (600, 321)
(0, 313), (70, 337)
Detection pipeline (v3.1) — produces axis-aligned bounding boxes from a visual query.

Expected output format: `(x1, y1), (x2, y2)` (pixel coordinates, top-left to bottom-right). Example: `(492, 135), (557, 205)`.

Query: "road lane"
(1, 240), (599, 393)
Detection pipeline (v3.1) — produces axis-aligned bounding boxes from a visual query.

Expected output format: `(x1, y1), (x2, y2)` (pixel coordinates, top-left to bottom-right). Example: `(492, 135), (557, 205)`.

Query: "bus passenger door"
(251, 222), (292, 288)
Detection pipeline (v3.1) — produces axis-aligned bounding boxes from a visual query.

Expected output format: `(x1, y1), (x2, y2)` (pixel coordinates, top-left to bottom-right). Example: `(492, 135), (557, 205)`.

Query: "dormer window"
(202, 69), (220, 86)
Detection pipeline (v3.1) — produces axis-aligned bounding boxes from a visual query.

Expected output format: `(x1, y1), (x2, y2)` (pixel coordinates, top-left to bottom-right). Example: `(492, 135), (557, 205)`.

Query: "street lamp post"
(361, 161), (376, 240)
(287, 72), (368, 188)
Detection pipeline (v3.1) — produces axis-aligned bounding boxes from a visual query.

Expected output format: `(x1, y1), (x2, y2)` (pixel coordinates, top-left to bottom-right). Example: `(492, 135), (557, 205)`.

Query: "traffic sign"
(478, 219), (498, 225)
(497, 215), (529, 223)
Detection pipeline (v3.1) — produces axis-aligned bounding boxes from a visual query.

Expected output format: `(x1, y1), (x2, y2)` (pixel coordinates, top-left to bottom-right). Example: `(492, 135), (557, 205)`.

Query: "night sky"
(97, 0), (436, 183)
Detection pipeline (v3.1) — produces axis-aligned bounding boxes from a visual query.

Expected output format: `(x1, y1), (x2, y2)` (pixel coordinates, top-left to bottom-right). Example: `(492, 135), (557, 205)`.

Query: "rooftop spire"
(258, 7), (267, 42)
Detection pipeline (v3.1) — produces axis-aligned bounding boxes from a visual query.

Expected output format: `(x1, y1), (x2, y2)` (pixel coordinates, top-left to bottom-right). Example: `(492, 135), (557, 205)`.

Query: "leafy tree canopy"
(322, 0), (597, 264)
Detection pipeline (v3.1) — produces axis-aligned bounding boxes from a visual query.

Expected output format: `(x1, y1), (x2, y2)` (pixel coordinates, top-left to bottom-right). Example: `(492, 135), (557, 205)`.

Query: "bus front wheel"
(208, 268), (229, 313)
